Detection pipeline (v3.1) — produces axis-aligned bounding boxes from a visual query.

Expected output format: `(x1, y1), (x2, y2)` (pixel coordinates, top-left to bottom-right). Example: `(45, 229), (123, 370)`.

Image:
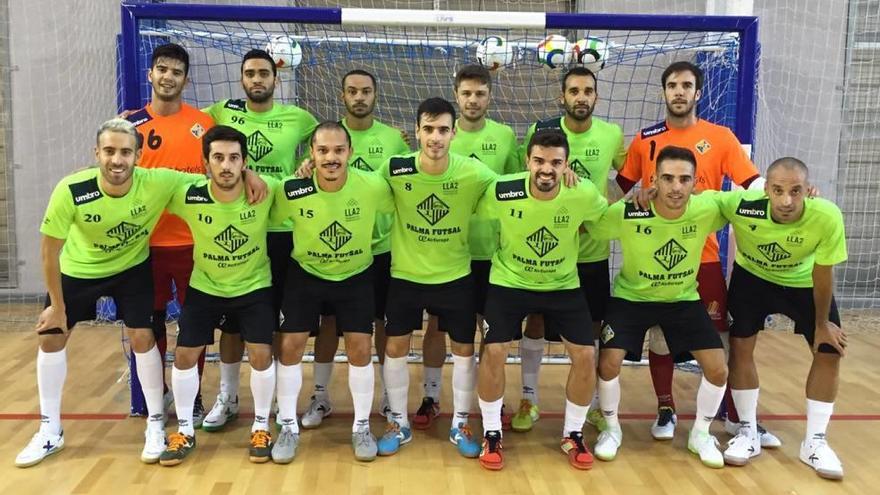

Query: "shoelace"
(384, 422), (401, 435)
(251, 430), (271, 448)
(485, 433), (502, 453)
(657, 407), (675, 426)
(569, 433), (588, 453)
(167, 433), (190, 452)
(355, 430), (372, 447)
(416, 398), (436, 416)
(518, 399), (533, 414)
(458, 424), (474, 440)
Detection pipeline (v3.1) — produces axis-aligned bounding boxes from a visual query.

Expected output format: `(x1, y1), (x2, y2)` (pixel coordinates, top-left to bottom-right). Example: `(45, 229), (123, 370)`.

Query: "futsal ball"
(536, 34), (572, 70)
(266, 35), (302, 70)
(572, 37), (609, 72)
(476, 35), (514, 71)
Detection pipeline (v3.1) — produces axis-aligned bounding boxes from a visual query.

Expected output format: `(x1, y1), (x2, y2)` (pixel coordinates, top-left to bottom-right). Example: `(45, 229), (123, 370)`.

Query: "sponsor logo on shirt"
(345, 198), (361, 221)
(319, 221), (353, 251)
(416, 194), (450, 226)
(623, 202), (655, 219)
(695, 139), (711, 154)
(390, 157), (418, 176)
(224, 99), (247, 112)
(247, 130), (274, 162)
(570, 159), (591, 179)
(284, 179), (317, 200)
(735, 198), (769, 219)
(553, 207), (570, 228)
(526, 226), (559, 258)
(535, 117), (563, 131)
(185, 185), (214, 204)
(654, 238), (687, 271)
(495, 179), (527, 201)
(190, 123), (205, 139)
(757, 242), (792, 262)
(214, 224), (249, 254)
(125, 108), (152, 127)
(350, 157), (373, 171)
(69, 178), (103, 206)
(106, 221), (142, 244)
(641, 122), (668, 138)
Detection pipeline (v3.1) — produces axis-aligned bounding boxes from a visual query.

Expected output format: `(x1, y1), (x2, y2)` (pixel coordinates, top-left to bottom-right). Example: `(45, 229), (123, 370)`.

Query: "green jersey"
(477, 172), (608, 291)
(522, 116), (625, 262)
(587, 193), (726, 302)
(273, 168), (394, 281)
(204, 99), (318, 232)
(451, 118), (521, 261)
(41, 167), (194, 279)
(380, 151), (496, 284)
(342, 118), (410, 255)
(717, 189), (848, 288)
(166, 178), (277, 297)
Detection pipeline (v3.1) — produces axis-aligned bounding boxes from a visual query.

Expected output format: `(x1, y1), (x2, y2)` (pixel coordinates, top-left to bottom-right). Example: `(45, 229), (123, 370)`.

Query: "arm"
(812, 264), (846, 355)
(243, 169), (268, 205)
(36, 235), (68, 334)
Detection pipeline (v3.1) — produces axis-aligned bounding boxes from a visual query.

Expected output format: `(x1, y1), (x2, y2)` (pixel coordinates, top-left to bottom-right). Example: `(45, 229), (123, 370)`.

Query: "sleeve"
(164, 185), (184, 217)
(711, 189), (744, 222)
(269, 181), (292, 226)
(39, 181), (76, 239)
(611, 125), (627, 171)
(583, 200), (623, 241)
(503, 129), (523, 174)
(294, 110), (321, 166)
(393, 129), (411, 155)
(374, 176), (395, 214)
(477, 164), (499, 197)
(721, 128), (760, 186)
(814, 204), (848, 266)
(579, 180), (610, 224)
(517, 123), (536, 170)
(202, 100), (222, 120)
(474, 182), (498, 221)
(698, 191), (729, 231)
(618, 134), (643, 184)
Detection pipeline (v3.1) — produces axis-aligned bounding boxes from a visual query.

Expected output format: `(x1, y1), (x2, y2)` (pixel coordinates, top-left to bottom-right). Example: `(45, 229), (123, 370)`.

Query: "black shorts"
(728, 263), (842, 354)
(483, 284), (593, 345)
(577, 259), (610, 324)
(280, 261), (375, 334)
(471, 260), (491, 316)
(177, 287), (275, 347)
(45, 259), (153, 330)
(601, 297), (723, 362)
(385, 275), (476, 344)
(372, 252), (391, 320)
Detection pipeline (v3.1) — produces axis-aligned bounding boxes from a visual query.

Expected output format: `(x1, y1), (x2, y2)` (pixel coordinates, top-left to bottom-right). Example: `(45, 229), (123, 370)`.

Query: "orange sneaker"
(249, 429), (273, 463)
(561, 431), (594, 470)
(479, 431), (504, 471)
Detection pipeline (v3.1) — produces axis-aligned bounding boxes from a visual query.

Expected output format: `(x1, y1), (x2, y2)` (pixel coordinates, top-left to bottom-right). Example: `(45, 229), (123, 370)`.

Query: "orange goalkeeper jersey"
(126, 103), (214, 247)
(619, 119), (759, 263)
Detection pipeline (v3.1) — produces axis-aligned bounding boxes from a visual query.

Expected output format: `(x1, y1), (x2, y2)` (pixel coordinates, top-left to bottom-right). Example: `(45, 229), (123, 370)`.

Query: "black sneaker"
(159, 432), (196, 466)
(193, 393), (205, 429)
(412, 397), (440, 430)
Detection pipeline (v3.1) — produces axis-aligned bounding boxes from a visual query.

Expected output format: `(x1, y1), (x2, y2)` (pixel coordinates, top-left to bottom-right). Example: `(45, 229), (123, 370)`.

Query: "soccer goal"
(116, 1), (758, 413)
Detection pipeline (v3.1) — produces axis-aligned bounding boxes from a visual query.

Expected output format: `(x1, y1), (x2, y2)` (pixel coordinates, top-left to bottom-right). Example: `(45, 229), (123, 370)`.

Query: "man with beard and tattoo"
(125, 43), (215, 427)
(613, 61), (780, 448)
(304, 69), (410, 430)
(202, 49), (318, 434)
(512, 67), (625, 434)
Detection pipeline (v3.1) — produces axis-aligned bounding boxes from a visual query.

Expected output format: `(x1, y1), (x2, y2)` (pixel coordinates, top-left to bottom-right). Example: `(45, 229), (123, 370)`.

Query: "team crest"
(695, 139), (711, 154)
(601, 324), (615, 344)
(190, 123), (205, 139)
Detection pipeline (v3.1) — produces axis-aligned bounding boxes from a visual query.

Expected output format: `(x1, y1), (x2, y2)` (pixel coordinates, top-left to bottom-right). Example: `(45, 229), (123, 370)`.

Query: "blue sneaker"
(449, 423), (481, 458)
(377, 421), (412, 456)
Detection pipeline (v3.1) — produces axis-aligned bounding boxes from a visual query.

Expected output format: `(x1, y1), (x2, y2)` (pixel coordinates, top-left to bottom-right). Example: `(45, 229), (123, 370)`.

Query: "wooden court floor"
(0, 326), (877, 495)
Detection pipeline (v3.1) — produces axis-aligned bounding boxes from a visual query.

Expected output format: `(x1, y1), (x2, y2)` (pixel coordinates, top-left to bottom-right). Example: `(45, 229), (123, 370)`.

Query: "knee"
(483, 343), (508, 364)
(248, 345), (273, 370)
(384, 336), (409, 358)
(345, 336), (372, 366)
(277, 335), (306, 364)
(128, 329), (156, 353)
(523, 315), (544, 338)
(729, 338), (754, 364)
(598, 356), (621, 380)
(704, 364), (728, 386)
(174, 347), (200, 369)
(450, 341), (474, 358)
(568, 345), (596, 369)
(39, 334), (68, 353)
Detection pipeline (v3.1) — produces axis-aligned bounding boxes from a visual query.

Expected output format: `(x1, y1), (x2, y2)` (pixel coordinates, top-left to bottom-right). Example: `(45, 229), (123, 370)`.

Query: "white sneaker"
(724, 418), (782, 448)
(15, 430), (65, 468)
(650, 407), (676, 440)
(202, 393), (239, 433)
(688, 429), (724, 469)
(141, 427), (167, 464)
(799, 436), (844, 480)
(723, 426), (761, 466)
(301, 395), (332, 429)
(594, 427), (623, 461)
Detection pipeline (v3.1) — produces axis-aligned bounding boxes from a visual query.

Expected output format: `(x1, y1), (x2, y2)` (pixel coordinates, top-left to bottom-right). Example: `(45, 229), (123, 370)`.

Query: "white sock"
(313, 361), (334, 400)
(598, 376), (621, 430)
(384, 355), (410, 428)
(276, 362), (302, 432)
(805, 398), (834, 442)
(451, 354), (476, 429)
(563, 399), (589, 436)
(520, 336), (544, 404)
(693, 376), (726, 434)
(479, 397), (503, 435)
(250, 364), (275, 432)
(135, 344), (166, 432)
(172, 365), (199, 436)
(37, 348), (67, 436)
(731, 388), (759, 430)
(423, 366), (442, 402)
(349, 362), (375, 432)
(219, 361), (241, 399)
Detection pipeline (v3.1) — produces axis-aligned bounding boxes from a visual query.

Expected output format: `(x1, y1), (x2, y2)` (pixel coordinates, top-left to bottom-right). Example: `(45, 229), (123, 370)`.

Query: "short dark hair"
(661, 61), (704, 91)
(202, 125), (248, 161)
(767, 156), (809, 180)
(454, 64), (492, 91)
(656, 145), (697, 173)
(416, 97), (456, 126)
(561, 66), (597, 92)
(151, 43), (190, 76)
(310, 121), (352, 148)
(241, 48), (277, 77)
(527, 129), (569, 158)
(342, 69), (377, 89)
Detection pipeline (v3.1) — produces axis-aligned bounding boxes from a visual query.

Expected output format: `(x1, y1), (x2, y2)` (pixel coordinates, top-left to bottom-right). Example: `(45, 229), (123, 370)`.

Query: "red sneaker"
(561, 431), (594, 470)
(479, 431), (504, 471)
(412, 397), (440, 430)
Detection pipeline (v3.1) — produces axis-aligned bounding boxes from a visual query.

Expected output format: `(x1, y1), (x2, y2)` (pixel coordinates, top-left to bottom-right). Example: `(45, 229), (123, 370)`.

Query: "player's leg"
(512, 313), (544, 432)
(470, 259), (510, 430)
(201, 328), (243, 433)
(415, 314), (444, 429)
(647, 324), (676, 439)
(578, 260), (611, 432)
(148, 247), (174, 401)
(373, 252), (392, 417)
(302, 314), (337, 429)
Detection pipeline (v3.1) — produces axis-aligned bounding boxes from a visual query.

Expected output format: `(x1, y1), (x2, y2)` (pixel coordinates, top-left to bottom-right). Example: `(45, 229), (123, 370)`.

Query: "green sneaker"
(159, 432), (196, 467)
(586, 407), (607, 432)
(511, 399), (540, 432)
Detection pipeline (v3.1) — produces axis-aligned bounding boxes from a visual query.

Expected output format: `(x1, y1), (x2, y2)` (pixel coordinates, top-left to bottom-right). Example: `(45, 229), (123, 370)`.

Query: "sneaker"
(352, 425), (378, 462)
(271, 426), (300, 464)
(650, 406), (677, 440)
(561, 431), (594, 470)
(479, 431), (504, 471)
(376, 421), (412, 456)
(586, 407), (607, 432)
(687, 429), (724, 469)
(412, 397), (440, 430)
(379, 394), (391, 419)
(159, 432), (196, 467)
(192, 393), (205, 430)
(141, 427), (167, 464)
(301, 395), (332, 429)
(799, 435), (844, 480)
(249, 430), (273, 463)
(723, 425), (761, 466)
(724, 418), (782, 448)
(15, 430), (64, 468)
(511, 399), (540, 433)
(449, 423), (481, 458)
(594, 427), (622, 462)
(500, 404), (512, 431)
(202, 393), (239, 433)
